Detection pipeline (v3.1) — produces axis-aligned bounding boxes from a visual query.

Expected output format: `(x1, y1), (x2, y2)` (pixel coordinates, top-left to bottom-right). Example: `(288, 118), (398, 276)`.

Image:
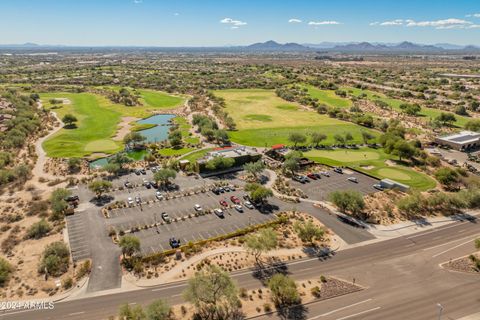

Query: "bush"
(0, 258), (13, 287)
(26, 219), (52, 239)
(62, 277), (73, 289)
(38, 242), (70, 276)
(311, 286), (321, 298)
(76, 260), (91, 280)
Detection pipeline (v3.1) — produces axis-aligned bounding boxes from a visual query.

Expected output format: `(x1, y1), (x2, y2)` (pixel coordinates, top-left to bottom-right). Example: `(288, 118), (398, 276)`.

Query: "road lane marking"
(69, 311), (86, 316)
(151, 283), (187, 291)
(432, 239), (475, 258)
(423, 234), (480, 251)
(406, 222), (465, 239)
(310, 299), (372, 318)
(336, 307), (381, 320)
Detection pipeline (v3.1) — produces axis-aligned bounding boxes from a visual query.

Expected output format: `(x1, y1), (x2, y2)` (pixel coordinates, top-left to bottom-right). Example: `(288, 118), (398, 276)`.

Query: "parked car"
(333, 167), (343, 174)
(223, 186), (231, 192)
(150, 181), (158, 188)
(65, 195), (79, 202)
(156, 191), (164, 200)
(313, 173), (322, 179)
(307, 173), (317, 180)
(214, 208), (224, 218)
(134, 169), (141, 175)
(143, 179), (151, 189)
(230, 196), (240, 204)
(140, 168), (147, 175)
(373, 184), (384, 191)
(218, 187), (225, 193)
(194, 204), (203, 212)
(229, 185), (236, 191)
(234, 204), (243, 212)
(127, 197), (134, 205)
(347, 177), (358, 183)
(219, 200), (228, 207)
(161, 212), (171, 223)
(135, 196), (141, 204)
(169, 237), (180, 248)
(243, 194), (250, 200)
(151, 167), (157, 173)
(293, 175), (309, 183)
(212, 188), (221, 195)
(244, 201), (254, 209)
(321, 171), (330, 177)
(124, 181), (132, 188)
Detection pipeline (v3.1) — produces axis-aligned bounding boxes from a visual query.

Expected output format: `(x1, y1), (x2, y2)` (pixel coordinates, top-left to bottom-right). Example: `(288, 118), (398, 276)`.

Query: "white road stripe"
(423, 234), (480, 251)
(69, 311), (86, 316)
(310, 299), (372, 318)
(432, 239), (475, 258)
(336, 307), (381, 320)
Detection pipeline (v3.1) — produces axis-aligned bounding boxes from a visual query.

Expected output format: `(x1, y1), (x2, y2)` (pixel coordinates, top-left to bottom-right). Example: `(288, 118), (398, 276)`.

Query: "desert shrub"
(38, 241), (70, 276)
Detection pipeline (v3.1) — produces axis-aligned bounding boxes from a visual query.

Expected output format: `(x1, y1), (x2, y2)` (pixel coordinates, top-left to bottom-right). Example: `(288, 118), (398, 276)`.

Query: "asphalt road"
(2, 218), (479, 320)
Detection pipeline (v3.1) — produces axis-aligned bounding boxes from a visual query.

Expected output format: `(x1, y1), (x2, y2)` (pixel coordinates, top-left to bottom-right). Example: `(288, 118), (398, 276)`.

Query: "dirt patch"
(113, 116), (139, 141)
(442, 254), (479, 274)
(385, 160), (396, 166)
(360, 165), (374, 170)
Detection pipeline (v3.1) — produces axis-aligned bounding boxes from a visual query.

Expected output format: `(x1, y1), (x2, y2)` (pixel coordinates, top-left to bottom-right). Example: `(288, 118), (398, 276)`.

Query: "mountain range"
(0, 41), (479, 53)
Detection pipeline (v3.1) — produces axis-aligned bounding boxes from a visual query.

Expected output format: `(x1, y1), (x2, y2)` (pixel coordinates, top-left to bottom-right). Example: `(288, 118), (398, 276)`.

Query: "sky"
(0, 0), (479, 46)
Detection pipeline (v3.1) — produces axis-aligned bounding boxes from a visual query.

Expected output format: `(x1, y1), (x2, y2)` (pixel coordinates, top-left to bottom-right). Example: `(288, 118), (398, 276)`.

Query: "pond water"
(136, 114), (176, 143)
(89, 114), (174, 169)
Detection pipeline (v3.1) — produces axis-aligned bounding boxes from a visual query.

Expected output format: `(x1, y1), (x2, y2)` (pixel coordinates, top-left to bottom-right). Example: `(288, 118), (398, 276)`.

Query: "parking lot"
(291, 168), (379, 200)
(105, 185), (278, 255)
(66, 212), (91, 262)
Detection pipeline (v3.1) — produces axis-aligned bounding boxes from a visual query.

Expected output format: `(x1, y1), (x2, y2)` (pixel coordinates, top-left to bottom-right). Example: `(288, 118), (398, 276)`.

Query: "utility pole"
(437, 303), (443, 320)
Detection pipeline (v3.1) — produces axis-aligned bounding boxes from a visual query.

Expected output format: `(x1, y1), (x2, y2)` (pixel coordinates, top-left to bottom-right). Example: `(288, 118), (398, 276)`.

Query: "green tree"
(168, 130), (183, 148)
(392, 140), (417, 162)
(435, 167), (460, 189)
(436, 112), (456, 126)
(344, 132), (354, 145)
(214, 129), (230, 145)
(119, 235), (141, 258)
(183, 265), (241, 320)
(38, 241), (70, 276)
(0, 258), (13, 287)
(361, 131), (375, 145)
(293, 221), (325, 246)
(328, 190), (365, 217)
(268, 273), (300, 308)
(67, 157), (82, 173)
(50, 188), (71, 220)
(288, 132), (307, 148)
(154, 168), (177, 187)
(310, 132), (327, 147)
(118, 303), (146, 320)
(145, 300), (171, 320)
(245, 183), (273, 204)
(475, 238), (480, 250)
(333, 133), (346, 146)
(62, 113), (77, 127)
(88, 180), (112, 198)
(124, 132), (146, 147)
(243, 227), (277, 265)
(103, 163), (121, 176)
(205, 157), (235, 171)
(110, 153), (133, 170)
(26, 219), (52, 239)
(243, 160), (265, 180)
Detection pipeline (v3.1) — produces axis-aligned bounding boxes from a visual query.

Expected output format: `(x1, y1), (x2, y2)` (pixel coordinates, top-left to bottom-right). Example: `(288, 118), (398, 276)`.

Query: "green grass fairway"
(342, 86), (469, 127)
(41, 91), (186, 158)
(213, 89), (378, 147)
(138, 89), (184, 109)
(303, 85), (352, 108)
(180, 148), (213, 163)
(305, 148), (436, 191)
(158, 147), (195, 157)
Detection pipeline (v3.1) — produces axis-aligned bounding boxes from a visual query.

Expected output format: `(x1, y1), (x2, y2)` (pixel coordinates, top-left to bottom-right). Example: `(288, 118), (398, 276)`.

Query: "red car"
(307, 173), (317, 180)
(220, 199), (228, 207)
(230, 196), (241, 204)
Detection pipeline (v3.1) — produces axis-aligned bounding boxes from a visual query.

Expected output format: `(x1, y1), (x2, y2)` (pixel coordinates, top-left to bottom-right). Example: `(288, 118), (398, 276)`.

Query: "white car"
(156, 191), (164, 200)
(244, 201), (254, 209)
(194, 204), (203, 212)
(373, 184), (384, 191)
(321, 171), (330, 177)
(214, 208), (224, 218)
(127, 197), (134, 205)
(234, 204), (243, 212)
(347, 177), (358, 183)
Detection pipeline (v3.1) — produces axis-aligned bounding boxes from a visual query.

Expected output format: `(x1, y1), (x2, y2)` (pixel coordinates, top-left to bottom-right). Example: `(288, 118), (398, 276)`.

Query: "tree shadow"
(302, 245), (336, 261)
(89, 195), (114, 207)
(63, 124), (77, 129)
(258, 203), (279, 214)
(252, 260), (289, 282)
(277, 304), (308, 320)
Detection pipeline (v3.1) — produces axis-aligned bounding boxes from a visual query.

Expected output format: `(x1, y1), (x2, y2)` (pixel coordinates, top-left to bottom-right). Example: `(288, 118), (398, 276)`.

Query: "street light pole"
(437, 303), (443, 320)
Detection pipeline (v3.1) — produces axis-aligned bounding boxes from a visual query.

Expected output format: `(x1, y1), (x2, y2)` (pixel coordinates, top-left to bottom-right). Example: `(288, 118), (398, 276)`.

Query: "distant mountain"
(434, 43), (465, 50)
(328, 41), (476, 53)
(246, 40), (309, 51)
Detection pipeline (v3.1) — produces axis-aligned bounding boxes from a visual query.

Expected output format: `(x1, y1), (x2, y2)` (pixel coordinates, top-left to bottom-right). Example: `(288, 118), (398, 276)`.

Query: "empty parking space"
(66, 213), (91, 262)
(291, 169), (379, 200)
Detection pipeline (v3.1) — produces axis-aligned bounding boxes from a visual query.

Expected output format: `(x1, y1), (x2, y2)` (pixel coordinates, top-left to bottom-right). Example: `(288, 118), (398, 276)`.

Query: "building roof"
(437, 131), (480, 145)
(271, 144), (285, 150)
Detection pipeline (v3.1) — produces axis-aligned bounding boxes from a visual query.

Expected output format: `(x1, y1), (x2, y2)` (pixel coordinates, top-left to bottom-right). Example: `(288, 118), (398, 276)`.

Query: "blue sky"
(0, 0), (479, 46)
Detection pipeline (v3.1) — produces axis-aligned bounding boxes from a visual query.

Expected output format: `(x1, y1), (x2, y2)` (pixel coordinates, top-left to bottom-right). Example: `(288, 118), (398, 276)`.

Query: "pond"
(89, 150), (149, 169)
(136, 114), (176, 143)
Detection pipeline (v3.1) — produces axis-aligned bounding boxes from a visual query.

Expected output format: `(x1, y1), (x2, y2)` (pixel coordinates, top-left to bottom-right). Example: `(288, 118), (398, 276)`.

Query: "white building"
(435, 131), (480, 151)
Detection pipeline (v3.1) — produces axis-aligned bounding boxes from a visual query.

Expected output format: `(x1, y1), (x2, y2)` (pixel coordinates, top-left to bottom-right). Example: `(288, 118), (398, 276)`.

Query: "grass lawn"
(302, 85), (352, 108)
(213, 89), (378, 147)
(158, 147), (195, 157)
(41, 91), (185, 158)
(341, 86), (470, 127)
(172, 117), (200, 145)
(179, 148), (213, 163)
(304, 147), (436, 191)
(137, 89), (185, 110)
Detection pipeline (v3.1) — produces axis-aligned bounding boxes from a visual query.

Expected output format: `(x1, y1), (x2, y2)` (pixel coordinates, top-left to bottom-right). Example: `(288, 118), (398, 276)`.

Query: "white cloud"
(466, 13), (480, 18)
(174, 13), (179, 16)
(308, 21), (341, 26)
(369, 22), (379, 26)
(406, 18), (472, 29)
(288, 18), (302, 23)
(220, 18), (247, 27)
(379, 19), (404, 26)
(133, 0), (142, 3)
